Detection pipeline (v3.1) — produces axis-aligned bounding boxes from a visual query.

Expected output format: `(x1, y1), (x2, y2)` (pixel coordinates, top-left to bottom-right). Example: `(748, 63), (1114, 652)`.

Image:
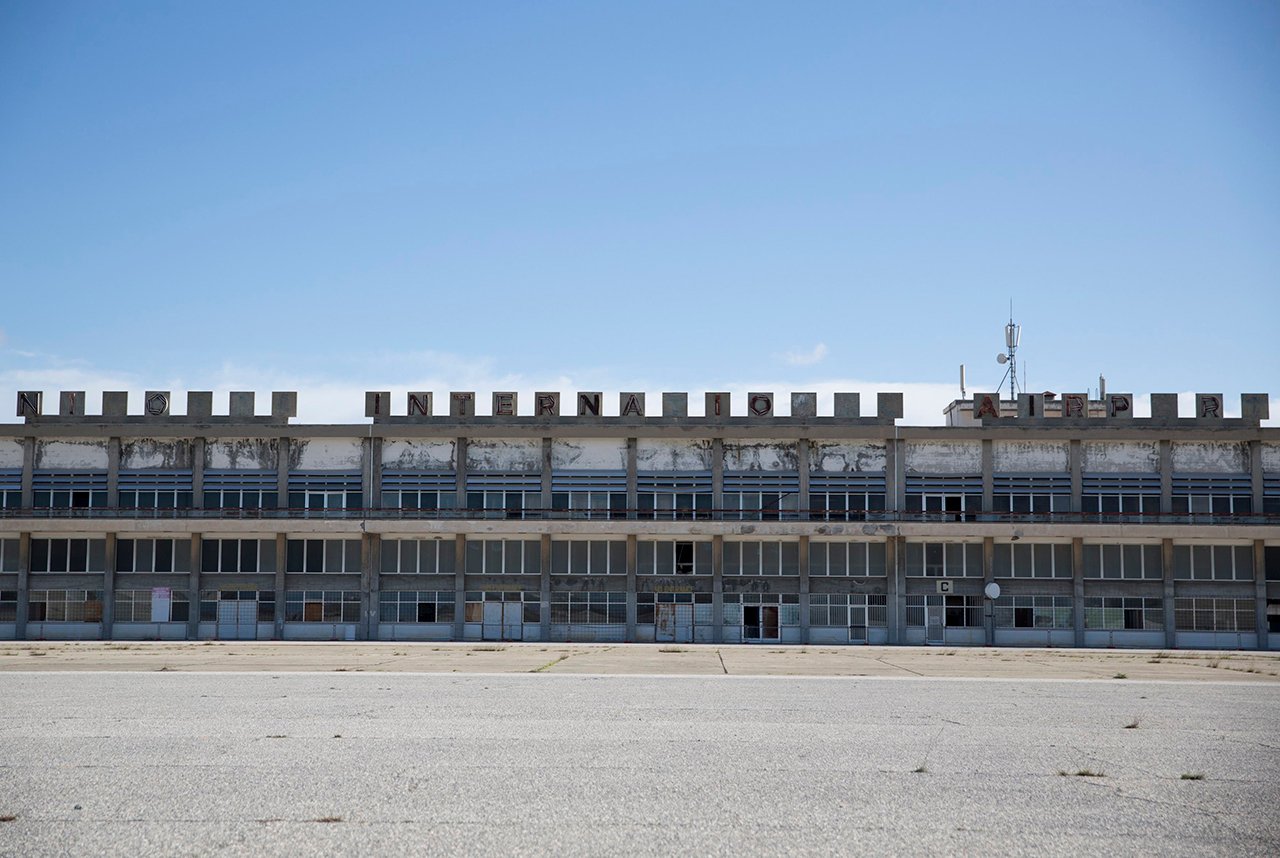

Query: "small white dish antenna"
(996, 353), (1008, 364)
(984, 582), (1002, 600)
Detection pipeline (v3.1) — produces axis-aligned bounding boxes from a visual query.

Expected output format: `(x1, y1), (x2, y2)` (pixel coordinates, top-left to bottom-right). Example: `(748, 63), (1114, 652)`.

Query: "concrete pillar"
(454, 534), (467, 641)
(797, 439), (811, 519)
(712, 535), (724, 643)
(886, 536), (902, 644)
(107, 437), (120, 508)
(277, 438), (291, 512)
(540, 534), (552, 641)
(981, 440), (994, 515)
(541, 439), (553, 519)
(273, 534), (287, 640)
(101, 534), (116, 640)
(455, 437), (468, 512)
(1072, 537), (1085, 648)
(1162, 539), (1176, 649)
(191, 438), (205, 509)
(15, 533), (29, 639)
(361, 436), (378, 512)
(711, 438), (724, 520)
(625, 534), (637, 642)
(886, 437), (905, 518)
(1069, 440), (1082, 514)
(983, 536), (995, 646)
(626, 438), (638, 520)
(1250, 441), (1264, 516)
(187, 535), (201, 640)
(798, 535), (810, 645)
(1255, 540), (1267, 650)
(1159, 440), (1173, 515)
(20, 437), (34, 509)
(362, 533), (377, 641)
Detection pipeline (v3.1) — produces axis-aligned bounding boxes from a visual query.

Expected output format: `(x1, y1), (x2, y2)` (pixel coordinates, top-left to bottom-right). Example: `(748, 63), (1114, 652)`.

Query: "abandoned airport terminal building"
(0, 387), (1277, 649)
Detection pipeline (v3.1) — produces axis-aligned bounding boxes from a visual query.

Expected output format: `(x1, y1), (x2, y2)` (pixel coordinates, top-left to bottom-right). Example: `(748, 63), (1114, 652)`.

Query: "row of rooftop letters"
(13, 390), (1272, 423)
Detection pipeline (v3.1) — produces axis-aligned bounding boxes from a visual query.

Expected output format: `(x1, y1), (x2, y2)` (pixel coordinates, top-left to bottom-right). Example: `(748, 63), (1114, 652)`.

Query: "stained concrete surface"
(0, 672), (1276, 856)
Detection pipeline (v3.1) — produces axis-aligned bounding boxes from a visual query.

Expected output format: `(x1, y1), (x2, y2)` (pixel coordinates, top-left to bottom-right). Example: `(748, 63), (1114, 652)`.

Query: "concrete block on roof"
(365, 391), (391, 418)
(228, 391), (255, 417)
(59, 391), (85, 417)
(619, 392), (645, 417)
(662, 393), (687, 418)
(877, 392), (903, 420)
(833, 393), (860, 418)
(406, 392), (433, 417)
(576, 392), (602, 417)
(535, 392), (560, 417)
(144, 391), (171, 416)
(492, 392), (518, 417)
(705, 392), (730, 418)
(1017, 393), (1046, 418)
(1060, 394), (1088, 418)
(1150, 393), (1178, 419)
(790, 392), (817, 418)
(103, 391), (129, 417)
(1107, 394), (1133, 418)
(187, 392), (213, 418)
(1241, 394), (1270, 421)
(272, 391), (298, 419)
(449, 392), (475, 418)
(15, 391), (42, 418)
(747, 393), (774, 417)
(1196, 394), (1224, 420)
(972, 394), (1000, 419)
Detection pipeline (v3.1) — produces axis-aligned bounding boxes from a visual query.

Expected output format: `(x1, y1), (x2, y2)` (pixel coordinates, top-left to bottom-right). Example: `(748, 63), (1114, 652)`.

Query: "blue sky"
(2, 1), (1277, 423)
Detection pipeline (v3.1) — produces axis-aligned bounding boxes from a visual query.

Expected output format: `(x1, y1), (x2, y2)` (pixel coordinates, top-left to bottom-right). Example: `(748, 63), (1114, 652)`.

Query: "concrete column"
(20, 437), (34, 509)
(625, 535), (637, 642)
(981, 440), (994, 515)
(455, 438), (468, 512)
(101, 534), (116, 640)
(362, 533), (377, 641)
(797, 439), (811, 519)
(626, 438), (638, 520)
(453, 534), (467, 641)
(277, 438), (291, 511)
(15, 533), (29, 639)
(886, 437), (905, 518)
(1162, 539), (1176, 649)
(187, 535), (201, 639)
(191, 438), (205, 509)
(361, 436), (380, 511)
(712, 535), (724, 643)
(886, 536), (902, 645)
(274, 534), (286, 641)
(1072, 537), (1085, 648)
(107, 437), (120, 508)
(541, 438), (553, 519)
(540, 534), (552, 641)
(983, 536), (995, 646)
(1069, 440), (1082, 514)
(711, 438), (724, 520)
(1255, 540), (1267, 650)
(1250, 441), (1264, 516)
(798, 535), (810, 645)
(1159, 440), (1173, 515)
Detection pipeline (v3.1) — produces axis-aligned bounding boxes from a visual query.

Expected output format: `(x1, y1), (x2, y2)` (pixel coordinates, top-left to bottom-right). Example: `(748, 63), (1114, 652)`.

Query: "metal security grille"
(550, 471), (627, 492)
(809, 474), (886, 492)
(32, 471), (108, 508)
(119, 470), (194, 510)
(0, 469), (20, 509)
(382, 473), (456, 491)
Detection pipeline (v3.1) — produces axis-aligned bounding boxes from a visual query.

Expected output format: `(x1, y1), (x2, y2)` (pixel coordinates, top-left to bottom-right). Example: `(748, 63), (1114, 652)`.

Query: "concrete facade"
(1, 389), (1277, 649)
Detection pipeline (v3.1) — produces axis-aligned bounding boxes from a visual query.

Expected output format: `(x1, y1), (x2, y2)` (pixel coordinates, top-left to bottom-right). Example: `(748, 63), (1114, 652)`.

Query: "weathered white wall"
(121, 439), (192, 470)
(35, 440), (108, 470)
(291, 438), (363, 471)
(551, 439), (627, 471)
(636, 439), (713, 471)
(904, 441), (981, 474)
(205, 439), (278, 470)
(383, 439), (455, 470)
(0, 439), (24, 469)
(466, 439), (542, 472)
(810, 442), (887, 473)
(1262, 443), (1280, 473)
(993, 441), (1069, 473)
(723, 440), (798, 472)
(1171, 441), (1248, 473)
(1082, 441), (1159, 473)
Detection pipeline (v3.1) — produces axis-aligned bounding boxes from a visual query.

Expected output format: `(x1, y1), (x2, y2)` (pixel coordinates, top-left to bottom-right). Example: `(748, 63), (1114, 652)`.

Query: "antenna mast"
(995, 302), (1021, 401)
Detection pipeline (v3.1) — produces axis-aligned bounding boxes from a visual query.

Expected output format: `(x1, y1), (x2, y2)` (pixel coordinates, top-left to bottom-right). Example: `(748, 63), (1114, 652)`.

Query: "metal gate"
(656, 603), (694, 643)
(925, 605), (945, 645)
(216, 598), (257, 640)
(482, 601), (524, 641)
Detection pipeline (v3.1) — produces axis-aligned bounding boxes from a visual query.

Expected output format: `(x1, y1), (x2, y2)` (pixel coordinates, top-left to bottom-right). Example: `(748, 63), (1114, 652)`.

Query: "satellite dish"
(984, 582), (1002, 600)
(996, 353), (1008, 364)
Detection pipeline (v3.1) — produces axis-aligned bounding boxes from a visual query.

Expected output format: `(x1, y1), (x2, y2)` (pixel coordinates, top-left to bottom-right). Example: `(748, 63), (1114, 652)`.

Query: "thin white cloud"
(779, 343), (828, 367)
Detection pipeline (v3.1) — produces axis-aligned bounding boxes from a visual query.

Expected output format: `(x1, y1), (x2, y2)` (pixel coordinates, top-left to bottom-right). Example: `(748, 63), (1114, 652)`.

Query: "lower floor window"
(809, 593), (888, 628)
(993, 596), (1073, 629)
(723, 594), (801, 640)
(199, 590), (276, 622)
(381, 590), (456, 624)
(1084, 597), (1163, 630)
(1173, 598), (1255, 632)
(0, 590), (17, 622)
(463, 591), (541, 624)
(905, 595), (982, 627)
(550, 592), (626, 624)
(285, 590), (360, 623)
(636, 592), (712, 625)
(29, 590), (102, 622)
(114, 588), (190, 623)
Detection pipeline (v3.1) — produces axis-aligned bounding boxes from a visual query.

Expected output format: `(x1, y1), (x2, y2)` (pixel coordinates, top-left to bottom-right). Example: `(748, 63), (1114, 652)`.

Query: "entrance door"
(925, 605), (945, 644)
(482, 601), (503, 641)
(501, 602), (522, 641)
(217, 597), (257, 640)
(743, 606), (780, 641)
(656, 604), (677, 642)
